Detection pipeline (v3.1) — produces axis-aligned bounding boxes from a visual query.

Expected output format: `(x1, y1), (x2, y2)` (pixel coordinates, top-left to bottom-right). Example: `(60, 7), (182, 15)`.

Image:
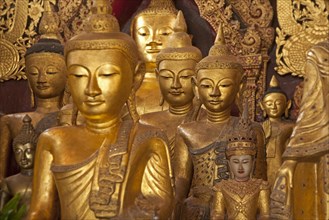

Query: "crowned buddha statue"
(211, 104), (270, 220)
(0, 115), (37, 216)
(270, 41), (329, 219)
(139, 11), (202, 160)
(130, 0), (181, 115)
(260, 75), (294, 189)
(0, 0), (66, 181)
(27, 1), (174, 219)
(173, 24), (267, 220)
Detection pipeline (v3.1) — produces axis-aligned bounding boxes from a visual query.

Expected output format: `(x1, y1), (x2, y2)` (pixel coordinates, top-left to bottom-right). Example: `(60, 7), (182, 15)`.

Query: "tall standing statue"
(0, 115), (37, 216)
(211, 104), (270, 219)
(27, 0), (174, 219)
(271, 41), (329, 219)
(260, 75), (294, 188)
(0, 0), (66, 181)
(130, 0), (181, 115)
(139, 11), (202, 160)
(173, 24), (266, 219)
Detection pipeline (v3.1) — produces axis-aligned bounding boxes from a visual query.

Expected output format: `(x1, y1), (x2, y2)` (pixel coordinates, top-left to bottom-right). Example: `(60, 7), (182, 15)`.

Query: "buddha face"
(157, 60), (195, 107)
(14, 143), (35, 169)
(132, 14), (176, 64)
(228, 154), (253, 182)
(261, 93), (288, 118)
(26, 53), (66, 99)
(67, 49), (134, 122)
(195, 69), (240, 112)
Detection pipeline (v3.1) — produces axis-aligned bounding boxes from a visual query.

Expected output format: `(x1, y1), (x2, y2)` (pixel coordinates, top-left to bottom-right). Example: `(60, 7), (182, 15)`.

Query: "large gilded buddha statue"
(271, 41), (329, 219)
(0, 0), (66, 181)
(140, 10), (202, 160)
(27, 0), (174, 219)
(130, 0), (181, 115)
(173, 24), (266, 219)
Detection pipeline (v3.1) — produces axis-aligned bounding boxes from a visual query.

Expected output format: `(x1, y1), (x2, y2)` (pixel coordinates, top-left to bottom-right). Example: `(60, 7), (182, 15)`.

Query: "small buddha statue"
(27, 1), (174, 219)
(211, 104), (270, 220)
(130, 0), (181, 115)
(270, 41), (329, 219)
(0, 0), (66, 180)
(173, 24), (266, 219)
(260, 75), (294, 188)
(139, 11), (202, 160)
(0, 115), (37, 216)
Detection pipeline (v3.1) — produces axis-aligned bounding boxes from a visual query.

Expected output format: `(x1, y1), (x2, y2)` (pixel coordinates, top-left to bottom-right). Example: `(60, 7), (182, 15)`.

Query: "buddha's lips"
(169, 90), (184, 95)
(238, 170), (244, 174)
(146, 48), (160, 53)
(36, 85), (50, 90)
(209, 100), (222, 104)
(84, 100), (105, 106)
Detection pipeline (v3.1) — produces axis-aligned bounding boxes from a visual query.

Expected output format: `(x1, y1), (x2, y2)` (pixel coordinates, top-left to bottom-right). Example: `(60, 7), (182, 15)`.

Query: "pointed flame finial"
(39, 0), (60, 40)
(173, 10), (187, 33)
(269, 75), (280, 88)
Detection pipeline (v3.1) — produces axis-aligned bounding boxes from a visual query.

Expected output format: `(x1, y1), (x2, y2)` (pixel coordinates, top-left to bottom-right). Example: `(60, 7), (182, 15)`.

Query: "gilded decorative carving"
(276, 0), (329, 76)
(0, 0), (92, 81)
(194, 0), (274, 121)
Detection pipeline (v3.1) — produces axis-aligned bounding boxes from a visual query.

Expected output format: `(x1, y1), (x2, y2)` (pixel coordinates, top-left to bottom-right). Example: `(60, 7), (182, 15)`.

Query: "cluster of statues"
(0, 0), (328, 219)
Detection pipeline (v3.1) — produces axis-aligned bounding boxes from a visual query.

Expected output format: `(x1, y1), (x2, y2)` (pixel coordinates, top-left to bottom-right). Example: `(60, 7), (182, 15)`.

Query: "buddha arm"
(258, 181), (270, 220)
(210, 185), (225, 219)
(140, 138), (174, 218)
(0, 117), (11, 180)
(27, 133), (58, 220)
(173, 130), (193, 207)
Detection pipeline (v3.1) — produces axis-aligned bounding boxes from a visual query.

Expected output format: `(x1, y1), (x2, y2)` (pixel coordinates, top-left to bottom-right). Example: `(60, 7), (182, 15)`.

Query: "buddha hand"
(270, 159), (297, 220)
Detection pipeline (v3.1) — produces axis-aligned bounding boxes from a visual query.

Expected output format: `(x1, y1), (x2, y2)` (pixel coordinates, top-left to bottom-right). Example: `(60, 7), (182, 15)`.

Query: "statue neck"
(206, 108), (231, 123)
(35, 96), (61, 113)
(169, 103), (192, 115)
(20, 168), (33, 176)
(145, 62), (156, 75)
(269, 117), (282, 123)
(85, 117), (121, 134)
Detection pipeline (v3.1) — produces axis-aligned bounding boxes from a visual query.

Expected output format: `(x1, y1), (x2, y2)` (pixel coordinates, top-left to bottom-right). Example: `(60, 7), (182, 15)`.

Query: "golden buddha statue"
(27, 1), (174, 219)
(139, 11), (202, 160)
(270, 41), (329, 219)
(0, 0), (66, 180)
(130, 0), (181, 115)
(211, 104), (270, 220)
(0, 115), (37, 215)
(260, 75), (294, 189)
(173, 24), (266, 219)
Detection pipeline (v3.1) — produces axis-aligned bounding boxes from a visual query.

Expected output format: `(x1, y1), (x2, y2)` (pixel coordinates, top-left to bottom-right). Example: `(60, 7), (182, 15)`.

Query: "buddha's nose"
(210, 86), (220, 97)
(85, 75), (101, 97)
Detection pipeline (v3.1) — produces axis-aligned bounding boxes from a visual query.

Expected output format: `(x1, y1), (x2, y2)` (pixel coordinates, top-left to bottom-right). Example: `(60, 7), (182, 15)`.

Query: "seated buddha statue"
(211, 104), (270, 220)
(130, 0), (181, 115)
(139, 11), (202, 160)
(260, 75), (294, 189)
(270, 41), (329, 219)
(173, 24), (267, 220)
(0, 115), (37, 215)
(0, 0), (66, 180)
(27, 1), (174, 219)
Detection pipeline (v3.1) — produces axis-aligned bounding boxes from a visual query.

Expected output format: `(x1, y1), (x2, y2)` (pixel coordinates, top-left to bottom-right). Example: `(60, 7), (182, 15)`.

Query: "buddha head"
(260, 75), (291, 119)
(130, 0), (179, 70)
(155, 11), (202, 109)
(25, 0), (66, 105)
(12, 115), (38, 171)
(65, 0), (142, 123)
(194, 24), (243, 114)
(225, 104), (257, 182)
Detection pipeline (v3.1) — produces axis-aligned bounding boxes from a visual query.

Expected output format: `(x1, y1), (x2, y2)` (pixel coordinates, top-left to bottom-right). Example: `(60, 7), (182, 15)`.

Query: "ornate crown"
(25, 0), (64, 56)
(12, 115), (38, 148)
(225, 102), (257, 157)
(156, 11), (202, 66)
(65, 0), (139, 70)
(195, 23), (243, 73)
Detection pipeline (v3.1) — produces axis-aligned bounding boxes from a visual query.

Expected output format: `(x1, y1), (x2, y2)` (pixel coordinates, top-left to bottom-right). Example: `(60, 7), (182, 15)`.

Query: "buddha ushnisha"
(139, 10), (202, 161)
(0, 0), (66, 180)
(260, 75), (294, 189)
(173, 24), (267, 219)
(130, 0), (181, 115)
(27, 0), (174, 219)
(211, 104), (270, 220)
(271, 41), (329, 220)
(0, 115), (37, 216)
